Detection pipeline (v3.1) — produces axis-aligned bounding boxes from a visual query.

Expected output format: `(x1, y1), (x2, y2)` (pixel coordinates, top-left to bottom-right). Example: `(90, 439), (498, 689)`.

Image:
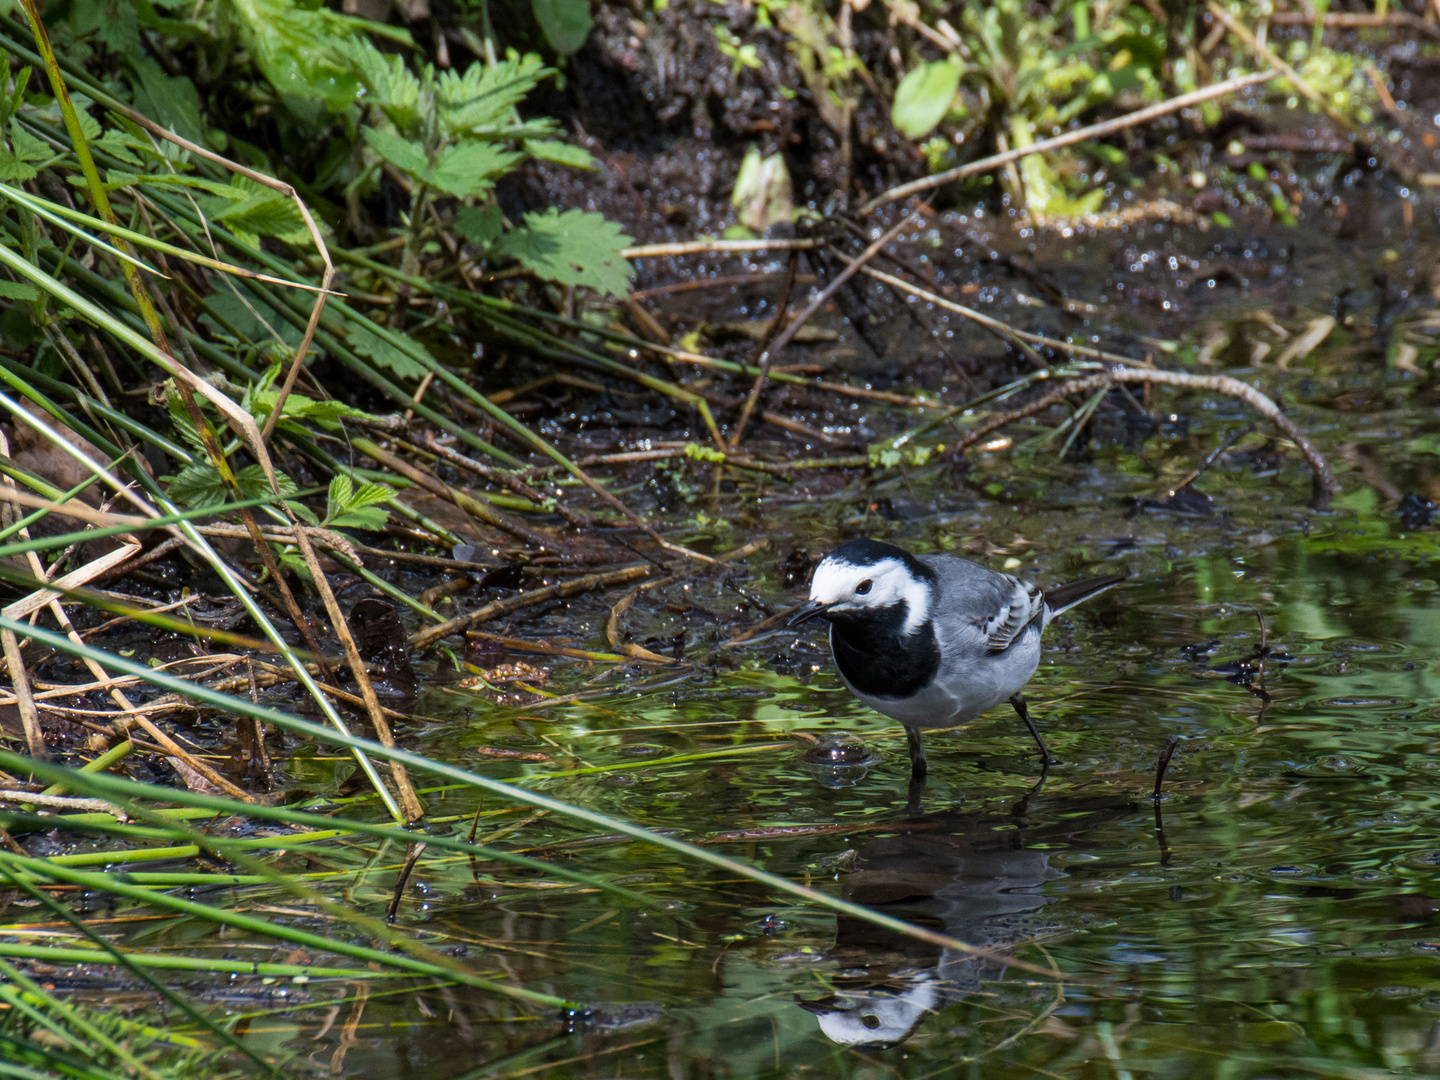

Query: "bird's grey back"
(916, 554), (1019, 620)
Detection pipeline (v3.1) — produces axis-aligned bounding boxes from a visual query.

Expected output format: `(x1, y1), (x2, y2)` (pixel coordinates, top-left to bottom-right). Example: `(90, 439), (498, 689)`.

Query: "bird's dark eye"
(861, 1014), (882, 1030)
(855, 580), (873, 595)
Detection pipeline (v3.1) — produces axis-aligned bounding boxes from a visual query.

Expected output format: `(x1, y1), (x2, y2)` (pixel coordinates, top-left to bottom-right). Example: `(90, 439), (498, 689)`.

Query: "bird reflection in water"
(797, 795), (1134, 1048)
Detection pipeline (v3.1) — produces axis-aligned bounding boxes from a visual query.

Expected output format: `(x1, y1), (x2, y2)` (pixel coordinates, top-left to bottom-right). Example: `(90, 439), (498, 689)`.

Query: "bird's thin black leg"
(904, 725), (928, 780)
(1010, 693), (1060, 767)
(904, 725), (927, 813)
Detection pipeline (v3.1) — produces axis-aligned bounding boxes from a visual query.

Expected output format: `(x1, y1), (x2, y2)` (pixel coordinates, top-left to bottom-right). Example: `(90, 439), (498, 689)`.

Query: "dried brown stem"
(729, 252), (801, 450)
(289, 519), (425, 821)
(354, 436), (565, 553)
(624, 238), (818, 258)
(408, 564), (654, 651)
(414, 435), (597, 528)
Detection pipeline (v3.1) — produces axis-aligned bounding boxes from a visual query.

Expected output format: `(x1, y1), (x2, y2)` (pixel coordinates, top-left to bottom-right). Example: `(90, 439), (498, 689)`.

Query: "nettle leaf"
(211, 184), (309, 245)
(94, 129), (143, 166)
(225, 0), (414, 111)
(424, 142), (521, 198)
(0, 280), (38, 302)
(524, 139), (597, 170)
(892, 59), (962, 139)
(333, 38), (423, 132)
(168, 463), (296, 511)
(346, 322), (429, 379)
(455, 202), (504, 249)
(436, 54), (549, 137)
(362, 125), (429, 176)
(127, 57), (207, 151)
(494, 208), (634, 298)
(532, 0), (593, 55)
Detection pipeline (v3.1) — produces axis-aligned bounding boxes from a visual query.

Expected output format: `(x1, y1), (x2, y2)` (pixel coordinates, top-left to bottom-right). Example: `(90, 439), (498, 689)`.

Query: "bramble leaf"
(168, 463), (297, 511)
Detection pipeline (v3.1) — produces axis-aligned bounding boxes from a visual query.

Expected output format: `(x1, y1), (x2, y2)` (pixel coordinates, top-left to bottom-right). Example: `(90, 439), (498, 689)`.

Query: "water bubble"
(802, 731), (873, 766)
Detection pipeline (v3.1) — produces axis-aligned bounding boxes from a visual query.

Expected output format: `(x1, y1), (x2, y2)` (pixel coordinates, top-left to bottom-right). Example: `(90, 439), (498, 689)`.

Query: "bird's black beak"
(789, 599), (833, 626)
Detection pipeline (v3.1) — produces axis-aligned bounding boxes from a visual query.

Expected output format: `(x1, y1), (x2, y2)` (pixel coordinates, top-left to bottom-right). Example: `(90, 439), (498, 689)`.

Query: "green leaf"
(0, 280), (38, 302)
(224, 0), (413, 110)
(288, 500), (319, 525)
(9, 122), (49, 163)
(892, 59), (962, 139)
(493, 208), (634, 298)
(436, 55), (550, 137)
(533, 0), (593, 54)
(524, 139), (597, 170)
(0, 147), (36, 182)
(361, 126), (429, 176)
(200, 291), (304, 347)
(424, 141), (522, 198)
(455, 203), (505, 248)
(346, 322), (428, 379)
(328, 505), (389, 530)
(93, 128), (143, 166)
(324, 475), (393, 530)
(1332, 486), (1380, 515)
(332, 39), (423, 132)
(211, 188), (308, 244)
(168, 463), (296, 511)
(126, 57), (207, 150)
(248, 389), (373, 427)
(326, 474), (354, 514)
(1407, 434), (1440, 456)
(165, 387), (209, 455)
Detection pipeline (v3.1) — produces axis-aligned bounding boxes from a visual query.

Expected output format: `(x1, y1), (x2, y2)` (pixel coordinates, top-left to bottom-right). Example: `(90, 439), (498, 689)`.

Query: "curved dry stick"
(955, 370), (1340, 507)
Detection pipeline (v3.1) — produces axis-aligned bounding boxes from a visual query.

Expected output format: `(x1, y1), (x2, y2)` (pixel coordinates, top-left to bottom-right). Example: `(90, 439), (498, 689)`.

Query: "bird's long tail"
(1042, 572), (1127, 622)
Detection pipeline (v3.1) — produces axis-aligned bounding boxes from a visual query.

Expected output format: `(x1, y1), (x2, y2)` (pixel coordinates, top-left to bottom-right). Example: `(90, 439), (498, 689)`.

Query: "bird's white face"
(808, 555), (931, 635)
(808, 982), (937, 1047)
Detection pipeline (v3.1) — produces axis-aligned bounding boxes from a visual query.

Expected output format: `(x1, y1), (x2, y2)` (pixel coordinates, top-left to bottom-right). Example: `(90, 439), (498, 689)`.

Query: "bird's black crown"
(827, 539), (935, 583)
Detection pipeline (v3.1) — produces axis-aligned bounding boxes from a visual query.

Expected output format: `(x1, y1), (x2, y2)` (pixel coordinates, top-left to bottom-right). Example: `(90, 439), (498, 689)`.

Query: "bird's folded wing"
(980, 577), (1046, 653)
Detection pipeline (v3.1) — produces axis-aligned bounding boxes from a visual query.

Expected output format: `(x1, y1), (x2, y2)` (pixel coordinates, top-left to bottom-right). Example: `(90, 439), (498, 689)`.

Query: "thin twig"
(0, 790), (123, 814)
(855, 263), (1156, 368)
(624, 238), (819, 258)
(954, 370), (1339, 506)
(1153, 735), (1181, 800)
(408, 565), (654, 651)
(1204, 3), (1368, 141)
(860, 71), (1278, 214)
(729, 252), (800, 450)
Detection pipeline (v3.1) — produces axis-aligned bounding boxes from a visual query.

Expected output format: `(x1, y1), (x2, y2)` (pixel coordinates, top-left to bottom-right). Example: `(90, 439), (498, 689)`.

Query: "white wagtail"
(790, 539), (1125, 777)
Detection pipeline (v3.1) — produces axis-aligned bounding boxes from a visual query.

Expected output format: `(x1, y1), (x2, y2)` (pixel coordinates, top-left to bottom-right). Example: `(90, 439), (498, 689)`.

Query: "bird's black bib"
(829, 602), (941, 700)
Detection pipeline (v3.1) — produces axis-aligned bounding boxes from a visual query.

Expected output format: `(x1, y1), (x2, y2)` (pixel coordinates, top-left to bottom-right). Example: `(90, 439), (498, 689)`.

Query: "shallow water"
(164, 459), (1435, 1079)
(24, 187), (1440, 1076)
